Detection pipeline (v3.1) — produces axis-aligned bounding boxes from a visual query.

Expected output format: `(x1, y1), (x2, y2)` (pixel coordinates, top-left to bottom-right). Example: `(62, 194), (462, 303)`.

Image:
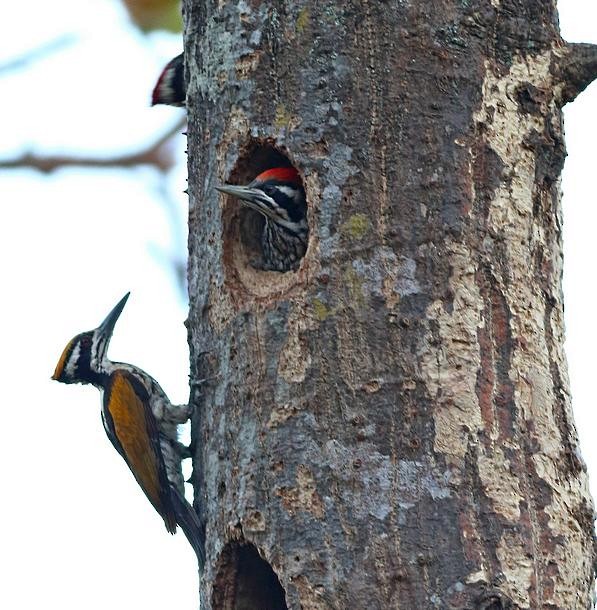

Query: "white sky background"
(0, 1), (594, 609)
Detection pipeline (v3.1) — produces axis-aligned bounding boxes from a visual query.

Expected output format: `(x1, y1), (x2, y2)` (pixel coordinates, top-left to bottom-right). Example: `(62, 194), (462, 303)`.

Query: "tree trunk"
(184, 1), (597, 608)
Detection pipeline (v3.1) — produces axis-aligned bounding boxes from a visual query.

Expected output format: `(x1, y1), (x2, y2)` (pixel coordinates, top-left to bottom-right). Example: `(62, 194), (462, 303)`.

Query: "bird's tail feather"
(170, 487), (206, 570)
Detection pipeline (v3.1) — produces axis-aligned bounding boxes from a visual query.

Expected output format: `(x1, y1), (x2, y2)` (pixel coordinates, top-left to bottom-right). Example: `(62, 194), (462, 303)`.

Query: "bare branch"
(0, 118), (186, 173)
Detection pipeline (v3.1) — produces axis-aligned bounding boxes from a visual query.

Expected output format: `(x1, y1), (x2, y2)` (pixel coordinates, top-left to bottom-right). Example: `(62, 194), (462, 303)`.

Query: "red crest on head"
(255, 167), (301, 184)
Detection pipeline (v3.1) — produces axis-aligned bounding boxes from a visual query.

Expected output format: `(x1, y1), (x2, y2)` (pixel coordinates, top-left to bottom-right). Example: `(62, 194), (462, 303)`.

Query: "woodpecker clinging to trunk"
(216, 166), (308, 272)
(52, 293), (204, 568)
(152, 53), (185, 107)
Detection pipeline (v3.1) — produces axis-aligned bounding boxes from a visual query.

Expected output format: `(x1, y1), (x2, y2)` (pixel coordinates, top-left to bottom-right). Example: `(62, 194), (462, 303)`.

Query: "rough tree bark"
(185, 1), (597, 608)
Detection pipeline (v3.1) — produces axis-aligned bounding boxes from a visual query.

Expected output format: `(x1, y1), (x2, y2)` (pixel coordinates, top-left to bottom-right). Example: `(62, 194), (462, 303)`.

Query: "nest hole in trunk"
(212, 542), (288, 610)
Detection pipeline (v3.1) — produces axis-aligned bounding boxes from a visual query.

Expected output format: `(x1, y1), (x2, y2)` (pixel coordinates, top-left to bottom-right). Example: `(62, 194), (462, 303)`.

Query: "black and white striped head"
(52, 293), (130, 386)
(151, 53), (185, 107)
(216, 167), (308, 239)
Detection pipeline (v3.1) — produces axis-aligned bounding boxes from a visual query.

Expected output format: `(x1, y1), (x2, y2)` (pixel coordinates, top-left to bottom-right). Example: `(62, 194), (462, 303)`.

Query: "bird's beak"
(97, 292), (130, 340)
(216, 184), (262, 204)
(216, 184), (279, 221)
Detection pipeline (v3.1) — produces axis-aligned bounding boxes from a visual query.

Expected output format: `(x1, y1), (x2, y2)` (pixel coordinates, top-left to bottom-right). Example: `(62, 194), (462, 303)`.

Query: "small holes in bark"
(221, 139), (309, 301)
(212, 542), (288, 610)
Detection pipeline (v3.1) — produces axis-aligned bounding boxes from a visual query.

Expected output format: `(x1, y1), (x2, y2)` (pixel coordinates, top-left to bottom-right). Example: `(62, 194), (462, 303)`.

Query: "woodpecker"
(152, 53), (185, 107)
(52, 293), (205, 568)
(216, 166), (308, 272)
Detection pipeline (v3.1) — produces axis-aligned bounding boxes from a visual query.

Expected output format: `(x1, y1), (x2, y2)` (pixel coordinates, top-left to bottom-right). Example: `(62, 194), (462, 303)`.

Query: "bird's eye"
(260, 184), (275, 196)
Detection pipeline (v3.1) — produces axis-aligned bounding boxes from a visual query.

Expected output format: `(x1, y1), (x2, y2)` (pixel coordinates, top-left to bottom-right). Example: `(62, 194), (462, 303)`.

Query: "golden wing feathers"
(104, 371), (177, 533)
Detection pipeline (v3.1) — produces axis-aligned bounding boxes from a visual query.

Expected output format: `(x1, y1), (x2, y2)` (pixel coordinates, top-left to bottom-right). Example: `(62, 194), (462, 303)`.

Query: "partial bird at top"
(152, 53), (186, 107)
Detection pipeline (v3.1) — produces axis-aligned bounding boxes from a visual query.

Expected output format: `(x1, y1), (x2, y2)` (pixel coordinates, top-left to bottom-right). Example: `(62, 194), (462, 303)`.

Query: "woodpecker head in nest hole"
(217, 166), (308, 272)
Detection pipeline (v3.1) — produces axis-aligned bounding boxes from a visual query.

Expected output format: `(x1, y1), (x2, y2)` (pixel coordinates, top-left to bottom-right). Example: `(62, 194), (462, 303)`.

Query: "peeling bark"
(184, 1), (597, 608)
